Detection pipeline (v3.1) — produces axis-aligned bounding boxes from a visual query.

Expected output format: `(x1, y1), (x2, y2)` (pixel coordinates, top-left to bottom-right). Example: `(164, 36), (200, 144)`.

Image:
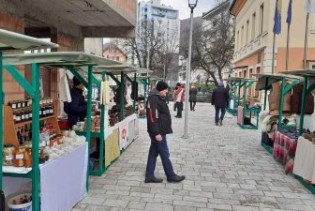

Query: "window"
(252, 13), (256, 40)
(246, 20), (250, 44)
(260, 4), (264, 34)
(241, 26), (244, 47)
(116, 56), (120, 61)
(237, 30), (240, 50)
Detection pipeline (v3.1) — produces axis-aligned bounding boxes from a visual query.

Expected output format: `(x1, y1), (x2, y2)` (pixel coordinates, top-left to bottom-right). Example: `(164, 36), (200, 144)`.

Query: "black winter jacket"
(146, 90), (173, 135)
(68, 88), (87, 128)
(211, 86), (229, 108)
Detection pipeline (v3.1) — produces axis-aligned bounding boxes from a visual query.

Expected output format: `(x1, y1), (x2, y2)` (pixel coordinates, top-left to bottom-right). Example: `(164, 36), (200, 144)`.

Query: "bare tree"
(193, 0), (235, 86)
(124, 19), (179, 79)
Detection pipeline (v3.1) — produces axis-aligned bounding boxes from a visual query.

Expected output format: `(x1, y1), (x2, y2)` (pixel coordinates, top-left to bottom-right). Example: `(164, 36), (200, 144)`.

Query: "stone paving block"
(214, 192), (247, 201)
(154, 193), (183, 201)
(232, 205), (260, 211)
(207, 203), (232, 210)
(174, 205), (197, 211)
(81, 196), (105, 205)
(103, 199), (129, 208)
(105, 190), (130, 196)
(188, 190), (213, 198)
(130, 186), (151, 193)
(173, 200), (207, 208)
(127, 201), (146, 209)
(145, 202), (173, 211)
(183, 195), (208, 203)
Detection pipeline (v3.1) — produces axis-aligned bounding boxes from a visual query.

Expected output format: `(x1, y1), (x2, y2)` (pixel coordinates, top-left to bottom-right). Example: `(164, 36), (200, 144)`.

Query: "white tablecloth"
(4, 142), (88, 211)
(293, 136), (315, 182)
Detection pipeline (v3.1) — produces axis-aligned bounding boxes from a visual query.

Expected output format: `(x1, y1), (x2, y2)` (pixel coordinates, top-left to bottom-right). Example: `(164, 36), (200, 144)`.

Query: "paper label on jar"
(5, 155), (13, 160)
(16, 154), (24, 159)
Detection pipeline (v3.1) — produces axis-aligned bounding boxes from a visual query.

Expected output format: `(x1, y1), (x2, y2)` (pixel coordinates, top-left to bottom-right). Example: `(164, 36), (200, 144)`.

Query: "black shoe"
(144, 177), (163, 183)
(215, 122), (219, 126)
(219, 120), (223, 126)
(167, 175), (185, 183)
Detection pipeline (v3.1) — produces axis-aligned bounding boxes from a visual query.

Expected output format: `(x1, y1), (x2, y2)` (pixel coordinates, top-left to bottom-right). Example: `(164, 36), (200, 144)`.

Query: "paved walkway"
(73, 102), (315, 211)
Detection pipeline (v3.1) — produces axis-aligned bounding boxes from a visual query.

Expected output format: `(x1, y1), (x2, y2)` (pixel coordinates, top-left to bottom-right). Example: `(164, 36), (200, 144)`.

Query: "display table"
(237, 105), (260, 129)
(293, 136), (315, 182)
(3, 142), (88, 211)
(119, 113), (138, 150)
(273, 130), (298, 174)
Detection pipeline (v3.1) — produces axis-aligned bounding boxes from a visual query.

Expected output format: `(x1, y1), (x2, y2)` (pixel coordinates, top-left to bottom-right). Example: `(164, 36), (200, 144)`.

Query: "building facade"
(102, 43), (128, 63)
(138, 0), (180, 53)
(230, 0), (315, 82)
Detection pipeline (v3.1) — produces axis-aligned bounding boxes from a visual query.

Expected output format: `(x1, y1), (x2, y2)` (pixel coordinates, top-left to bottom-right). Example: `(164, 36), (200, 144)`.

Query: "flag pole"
(303, 12), (310, 69)
(285, 23), (290, 71)
(272, 33), (276, 74)
(285, 0), (292, 71)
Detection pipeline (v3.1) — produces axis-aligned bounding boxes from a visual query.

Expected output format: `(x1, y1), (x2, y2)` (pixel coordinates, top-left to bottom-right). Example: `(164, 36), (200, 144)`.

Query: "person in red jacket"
(172, 83), (184, 118)
(145, 81), (185, 183)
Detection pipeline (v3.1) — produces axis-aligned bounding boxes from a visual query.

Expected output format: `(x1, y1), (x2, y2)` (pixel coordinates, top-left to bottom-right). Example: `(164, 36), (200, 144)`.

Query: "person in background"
(67, 77), (87, 129)
(172, 83), (184, 118)
(211, 80), (229, 126)
(189, 84), (198, 111)
(145, 81), (185, 183)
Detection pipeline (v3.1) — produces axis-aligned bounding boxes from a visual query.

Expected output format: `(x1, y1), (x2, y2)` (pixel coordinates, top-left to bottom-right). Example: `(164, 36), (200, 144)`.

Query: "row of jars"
(8, 97), (53, 109)
(3, 145), (49, 168)
(13, 106), (54, 123)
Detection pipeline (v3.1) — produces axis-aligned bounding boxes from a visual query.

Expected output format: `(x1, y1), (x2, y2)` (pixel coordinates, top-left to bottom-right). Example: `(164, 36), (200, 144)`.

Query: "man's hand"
(155, 134), (162, 142)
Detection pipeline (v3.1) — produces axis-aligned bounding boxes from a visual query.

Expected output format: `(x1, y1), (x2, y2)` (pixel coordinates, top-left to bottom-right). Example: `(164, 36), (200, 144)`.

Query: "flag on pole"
(305, 0), (315, 13)
(286, 0), (292, 25)
(273, 0), (282, 34)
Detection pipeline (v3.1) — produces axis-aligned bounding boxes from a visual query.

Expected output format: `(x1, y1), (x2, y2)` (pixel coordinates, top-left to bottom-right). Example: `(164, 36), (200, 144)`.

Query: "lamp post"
(183, 0), (198, 139)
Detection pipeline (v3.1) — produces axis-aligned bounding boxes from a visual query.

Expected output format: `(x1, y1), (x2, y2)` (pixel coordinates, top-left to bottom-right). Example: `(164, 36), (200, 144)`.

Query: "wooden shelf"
(3, 105), (61, 147)
(14, 115), (57, 127)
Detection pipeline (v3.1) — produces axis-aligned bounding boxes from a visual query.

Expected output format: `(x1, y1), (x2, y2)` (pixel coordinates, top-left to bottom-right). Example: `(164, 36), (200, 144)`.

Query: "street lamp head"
(188, 0), (198, 9)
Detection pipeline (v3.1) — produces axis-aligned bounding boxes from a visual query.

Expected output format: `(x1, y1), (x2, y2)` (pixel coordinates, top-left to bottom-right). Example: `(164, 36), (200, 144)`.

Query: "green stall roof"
(281, 69), (315, 77)
(226, 77), (256, 83)
(3, 51), (120, 66)
(252, 73), (302, 90)
(0, 29), (58, 50)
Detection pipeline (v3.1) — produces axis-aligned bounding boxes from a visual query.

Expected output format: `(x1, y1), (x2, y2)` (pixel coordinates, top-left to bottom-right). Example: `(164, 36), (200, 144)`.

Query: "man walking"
(211, 80), (229, 126)
(189, 84), (198, 111)
(145, 81), (185, 183)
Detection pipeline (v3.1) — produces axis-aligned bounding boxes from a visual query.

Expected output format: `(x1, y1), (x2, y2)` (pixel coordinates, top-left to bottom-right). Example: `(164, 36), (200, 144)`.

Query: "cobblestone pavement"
(73, 102), (315, 211)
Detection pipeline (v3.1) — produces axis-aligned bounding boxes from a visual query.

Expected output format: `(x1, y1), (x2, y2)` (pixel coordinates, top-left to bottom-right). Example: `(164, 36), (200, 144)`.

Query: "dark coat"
(146, 90), (172, 136)
(68, 88), (87, 128)
(189, 88), (198, 102)
(211, 86), (229, 108)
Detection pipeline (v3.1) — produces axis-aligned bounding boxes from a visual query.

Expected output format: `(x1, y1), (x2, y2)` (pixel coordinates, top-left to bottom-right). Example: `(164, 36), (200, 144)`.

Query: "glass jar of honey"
(3, 145), (15, 166)
(13, 147), (25, 167)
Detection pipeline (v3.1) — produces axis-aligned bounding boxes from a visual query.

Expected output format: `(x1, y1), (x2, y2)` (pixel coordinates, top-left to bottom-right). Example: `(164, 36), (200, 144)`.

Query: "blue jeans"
(145, 134), (176, 178)
(215, 106), (226, 123)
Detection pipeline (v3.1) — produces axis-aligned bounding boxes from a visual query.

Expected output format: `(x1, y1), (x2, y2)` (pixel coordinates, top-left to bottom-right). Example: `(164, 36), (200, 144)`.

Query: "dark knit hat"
(156, 81), (169, 91)
(73, 77), (81, 87)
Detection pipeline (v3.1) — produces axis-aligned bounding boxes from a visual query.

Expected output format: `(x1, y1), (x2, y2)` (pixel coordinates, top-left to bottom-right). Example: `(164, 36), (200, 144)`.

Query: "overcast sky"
(142, 0), (218, 19)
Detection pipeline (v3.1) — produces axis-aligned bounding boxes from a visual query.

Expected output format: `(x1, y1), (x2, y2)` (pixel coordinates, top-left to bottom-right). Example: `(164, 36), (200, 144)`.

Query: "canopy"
(0, 29), (58, 51)
(3, 52), (119, 66)
(252, 73), (302, 90)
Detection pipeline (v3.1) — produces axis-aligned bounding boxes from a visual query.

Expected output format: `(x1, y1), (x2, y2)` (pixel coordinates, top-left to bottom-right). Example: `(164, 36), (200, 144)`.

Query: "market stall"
(92, 65), (140, 167)
(226, 77), (259, 128)
(280, 70), (315, 193)
(226, 77), (256, 116)
(253, 73), (302, 154)
(2, 51), (118, 211)
(0, 29), (59, 211)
